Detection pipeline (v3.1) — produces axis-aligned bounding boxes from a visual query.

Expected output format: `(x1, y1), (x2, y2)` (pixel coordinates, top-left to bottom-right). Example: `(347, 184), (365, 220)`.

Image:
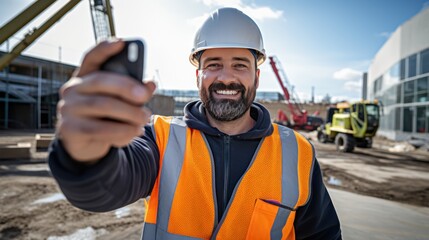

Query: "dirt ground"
(306, 132), (429, 208)
(0, 131), (428, 239)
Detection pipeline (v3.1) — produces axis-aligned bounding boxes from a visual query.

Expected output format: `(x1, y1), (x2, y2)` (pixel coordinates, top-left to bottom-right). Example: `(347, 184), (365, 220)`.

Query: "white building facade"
(367, 8), (429, 141)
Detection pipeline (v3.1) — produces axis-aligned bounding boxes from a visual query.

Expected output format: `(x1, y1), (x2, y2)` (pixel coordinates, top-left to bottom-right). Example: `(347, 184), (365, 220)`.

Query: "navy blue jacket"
(49, 100), (341, 239)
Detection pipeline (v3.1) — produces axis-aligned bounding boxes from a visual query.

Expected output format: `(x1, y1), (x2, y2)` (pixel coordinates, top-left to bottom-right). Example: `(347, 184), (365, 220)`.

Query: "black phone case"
(100, 40), (145, 81)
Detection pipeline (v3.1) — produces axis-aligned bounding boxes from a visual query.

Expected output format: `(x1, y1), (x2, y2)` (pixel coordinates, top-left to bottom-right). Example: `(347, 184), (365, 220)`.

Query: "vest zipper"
(223, 135), (230, 216)
(211, 138), (266, 239)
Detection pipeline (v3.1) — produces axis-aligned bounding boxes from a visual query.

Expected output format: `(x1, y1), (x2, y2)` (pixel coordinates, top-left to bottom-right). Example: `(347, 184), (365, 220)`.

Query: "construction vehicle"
(269, 56), (323, 131)
(0, 0), (115, 71)
(316, 100), (380, 152)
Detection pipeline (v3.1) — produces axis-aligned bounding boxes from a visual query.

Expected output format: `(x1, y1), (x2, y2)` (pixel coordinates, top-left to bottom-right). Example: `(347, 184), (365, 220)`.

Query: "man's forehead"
(201, 48), (254, 61)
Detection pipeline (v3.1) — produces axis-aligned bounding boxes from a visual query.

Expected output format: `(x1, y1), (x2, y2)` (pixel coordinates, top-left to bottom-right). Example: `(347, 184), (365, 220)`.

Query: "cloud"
(240, 6), (283, 21)
(344, 81), (362, 92)
(333, 68), (362, 81)
(197, 0), (241, 6)
(195, 0), (283, 21)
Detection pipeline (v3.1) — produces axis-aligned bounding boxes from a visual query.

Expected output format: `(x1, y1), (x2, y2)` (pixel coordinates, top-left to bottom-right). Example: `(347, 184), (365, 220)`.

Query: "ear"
(255, 69), (260, 88)
(196, 69), (200, 87)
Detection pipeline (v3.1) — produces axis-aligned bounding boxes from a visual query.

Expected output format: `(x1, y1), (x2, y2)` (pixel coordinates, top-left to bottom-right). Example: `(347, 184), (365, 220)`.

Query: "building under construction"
(0, 51), (74, 129)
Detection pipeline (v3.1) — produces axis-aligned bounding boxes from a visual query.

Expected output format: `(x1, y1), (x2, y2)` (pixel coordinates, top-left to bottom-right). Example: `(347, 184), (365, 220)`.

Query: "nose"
(217, 66), (237, 84)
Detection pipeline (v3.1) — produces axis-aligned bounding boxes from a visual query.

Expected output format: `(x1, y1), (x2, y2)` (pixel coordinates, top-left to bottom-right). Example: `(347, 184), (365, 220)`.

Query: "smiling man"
(49, 7), (341, 239)
(198, 48), (259, 132)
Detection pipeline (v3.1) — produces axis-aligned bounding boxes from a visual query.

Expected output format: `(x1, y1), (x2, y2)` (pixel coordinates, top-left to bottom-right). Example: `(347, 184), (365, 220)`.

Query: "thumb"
(76, 39), (125, 77)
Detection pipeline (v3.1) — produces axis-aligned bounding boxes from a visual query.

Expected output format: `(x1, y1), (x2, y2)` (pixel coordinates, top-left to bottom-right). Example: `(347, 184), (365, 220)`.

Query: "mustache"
(209, 82), (245, 92)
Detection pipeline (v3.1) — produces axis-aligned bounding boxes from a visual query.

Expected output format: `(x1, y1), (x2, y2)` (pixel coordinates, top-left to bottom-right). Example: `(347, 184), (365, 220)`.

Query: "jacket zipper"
(223, 135), (230, 215)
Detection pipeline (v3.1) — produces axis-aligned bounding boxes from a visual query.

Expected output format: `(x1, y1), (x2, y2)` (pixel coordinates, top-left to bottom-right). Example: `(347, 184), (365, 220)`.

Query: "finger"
(60, 94), (151, 126)
(64, 73), (153, 105)
(59, 116), (143, 146)
(143, 80), (157, 94)
(77, 40), (125, 77)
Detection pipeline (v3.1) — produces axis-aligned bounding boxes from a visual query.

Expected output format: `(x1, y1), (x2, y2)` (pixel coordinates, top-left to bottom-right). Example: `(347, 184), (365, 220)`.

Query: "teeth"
(216, 90), (238, 95)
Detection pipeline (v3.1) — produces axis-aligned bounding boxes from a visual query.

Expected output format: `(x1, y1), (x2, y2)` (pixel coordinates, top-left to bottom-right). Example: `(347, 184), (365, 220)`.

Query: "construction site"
(1, 1), (429, 240)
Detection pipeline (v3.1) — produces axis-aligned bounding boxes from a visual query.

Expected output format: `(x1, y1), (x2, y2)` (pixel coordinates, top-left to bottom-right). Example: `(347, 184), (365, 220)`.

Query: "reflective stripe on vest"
(142, 116), (315, 240)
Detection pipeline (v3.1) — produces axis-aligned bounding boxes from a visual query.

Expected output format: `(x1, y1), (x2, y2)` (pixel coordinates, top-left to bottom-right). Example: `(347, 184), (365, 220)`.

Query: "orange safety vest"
(142, 116), (315, 240)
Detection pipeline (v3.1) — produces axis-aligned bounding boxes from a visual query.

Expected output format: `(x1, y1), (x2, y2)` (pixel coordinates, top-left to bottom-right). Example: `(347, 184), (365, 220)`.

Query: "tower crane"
(0, 0), (116, 71)
(89, 0), (116, 42)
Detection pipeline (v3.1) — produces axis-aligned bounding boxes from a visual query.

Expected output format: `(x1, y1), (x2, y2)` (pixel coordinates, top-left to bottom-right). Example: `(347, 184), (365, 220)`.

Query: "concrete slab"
(328, 188), (429, 240)
(0, 142), (32, 159)
(35, 134), (54, 149)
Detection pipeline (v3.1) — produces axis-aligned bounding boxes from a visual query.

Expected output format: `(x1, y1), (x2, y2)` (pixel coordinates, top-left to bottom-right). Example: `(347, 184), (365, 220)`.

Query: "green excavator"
(317, 100), (381, 152)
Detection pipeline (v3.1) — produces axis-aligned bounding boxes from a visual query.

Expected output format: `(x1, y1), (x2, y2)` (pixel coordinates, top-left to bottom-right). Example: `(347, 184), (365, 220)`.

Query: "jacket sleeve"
(293, 159), (342, 240)
(48, 125), (159, 212)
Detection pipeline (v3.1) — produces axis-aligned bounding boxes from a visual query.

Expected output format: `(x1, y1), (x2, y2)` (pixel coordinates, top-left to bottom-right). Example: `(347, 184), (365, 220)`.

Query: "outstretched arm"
(49, 40), (159, 212)
(49, 125), (159, 212)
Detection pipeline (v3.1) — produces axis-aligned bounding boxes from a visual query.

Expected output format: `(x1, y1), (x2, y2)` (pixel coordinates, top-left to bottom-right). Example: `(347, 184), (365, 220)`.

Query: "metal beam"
(0, 0), (82, 71)
(0, 0), (57, 45)
(105, 0), (116, 37)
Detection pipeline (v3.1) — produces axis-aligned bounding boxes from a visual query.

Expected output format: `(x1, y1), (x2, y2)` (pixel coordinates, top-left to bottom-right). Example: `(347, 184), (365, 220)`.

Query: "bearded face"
(200, 80), (257, 121)
(196, 48), (260, 122)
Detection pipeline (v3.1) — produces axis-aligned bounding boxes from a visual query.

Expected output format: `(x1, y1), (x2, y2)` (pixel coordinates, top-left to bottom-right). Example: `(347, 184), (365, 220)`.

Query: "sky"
(1, 0), (429, 102)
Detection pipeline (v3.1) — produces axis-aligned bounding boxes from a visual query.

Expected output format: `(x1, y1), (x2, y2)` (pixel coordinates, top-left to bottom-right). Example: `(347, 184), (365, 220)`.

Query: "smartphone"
(100, 39), (145, 82)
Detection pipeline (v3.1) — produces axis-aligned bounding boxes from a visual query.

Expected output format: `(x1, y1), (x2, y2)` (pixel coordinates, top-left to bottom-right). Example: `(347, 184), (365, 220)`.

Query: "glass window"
(416, 106), (426, 133)
(366, 104), (379, 119)
(388, 109), (395, 129)
(404, 95), (414, 103)
(396, 84), (402, 103)
(358, 105), (365, 121)
(383, 62), (400, 89)
(427, 108), (429, 133)
(390, 62), (400, 78)
(417, 77), (428, 91)
(395, 107), (401, 130)
(417, 77), (428, 102)
(403, 107), (413, 132)
(400, 59), (406, 80)
(373, 80), (377, 95)
(373, 76), (383, 94)
(379, 77), (383, 91)
(382, 86), (395, 106)
(421, 48), (429, 74)
(389, 87), (396, 105)
(403, 80), (415, 103)
(407, 54), (417, 78)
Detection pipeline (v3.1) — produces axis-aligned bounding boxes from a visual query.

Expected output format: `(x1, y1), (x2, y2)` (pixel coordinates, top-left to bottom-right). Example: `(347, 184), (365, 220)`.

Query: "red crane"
(269, 56), (323, 131)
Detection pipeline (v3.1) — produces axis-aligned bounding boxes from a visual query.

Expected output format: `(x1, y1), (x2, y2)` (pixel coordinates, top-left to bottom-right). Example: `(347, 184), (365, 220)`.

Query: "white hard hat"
(189, 7), (266, 67)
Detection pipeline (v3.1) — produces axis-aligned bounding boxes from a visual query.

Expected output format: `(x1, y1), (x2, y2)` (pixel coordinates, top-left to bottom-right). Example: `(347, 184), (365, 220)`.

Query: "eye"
(205, 63), (222, 70)
(234, 63), (248, 70)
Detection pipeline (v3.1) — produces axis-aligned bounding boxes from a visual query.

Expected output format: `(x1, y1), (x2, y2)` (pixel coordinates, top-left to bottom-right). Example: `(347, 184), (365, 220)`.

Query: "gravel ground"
(0, 131), (428, 239)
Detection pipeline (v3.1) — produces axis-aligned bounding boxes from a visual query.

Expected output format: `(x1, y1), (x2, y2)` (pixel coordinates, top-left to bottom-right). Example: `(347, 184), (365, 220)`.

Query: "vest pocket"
(246, 198), (295, 240)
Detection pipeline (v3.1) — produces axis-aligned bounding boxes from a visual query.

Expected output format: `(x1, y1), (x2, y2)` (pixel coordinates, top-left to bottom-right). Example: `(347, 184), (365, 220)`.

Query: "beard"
(200, 81), (256, 121)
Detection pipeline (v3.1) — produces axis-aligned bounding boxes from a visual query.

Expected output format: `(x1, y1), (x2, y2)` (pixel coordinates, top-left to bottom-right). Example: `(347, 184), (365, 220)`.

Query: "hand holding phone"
(100, 39), (145, 82)
(57, 39), (153, 162)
